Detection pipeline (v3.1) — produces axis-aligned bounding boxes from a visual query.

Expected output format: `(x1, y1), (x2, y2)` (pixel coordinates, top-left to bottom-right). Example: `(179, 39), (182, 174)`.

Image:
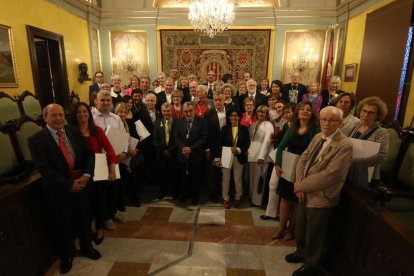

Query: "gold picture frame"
(109, 30), (149, 85)
(344, 63), (358, 82)
(0, 24), (19, 87)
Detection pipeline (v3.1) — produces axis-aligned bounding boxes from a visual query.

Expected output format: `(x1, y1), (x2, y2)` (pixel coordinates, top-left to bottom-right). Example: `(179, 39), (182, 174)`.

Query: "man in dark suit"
(175, 102), (207, 205)
(29, 104), (100, 274)
(153, 102), (178, 200)
(204, 90), (227, 202)
(281, 70), (308, 104)
(285, 106), (353, 276)
(89, 71), (105, 95)
(156, 77), (174, 111)
(204, 70), (216, 99)
(246, 79), (268, 108)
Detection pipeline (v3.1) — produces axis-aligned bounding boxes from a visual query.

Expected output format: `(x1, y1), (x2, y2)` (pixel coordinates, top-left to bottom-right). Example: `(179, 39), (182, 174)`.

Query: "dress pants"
(180, 161), (203, 202)
(158, 154), (179, 198)
(264, 168), (280, 218)
(295, 202), (335, 268)
(249, 162), (269, 206)
(222, 158), (244, 201)
(206, 160), (222, 199)
(91, 180), (109, 230)
(45, 189), (92, 258)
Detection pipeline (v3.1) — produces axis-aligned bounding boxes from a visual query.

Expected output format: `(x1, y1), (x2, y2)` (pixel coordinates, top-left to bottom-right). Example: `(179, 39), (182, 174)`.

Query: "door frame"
(26, 25), (70, 110)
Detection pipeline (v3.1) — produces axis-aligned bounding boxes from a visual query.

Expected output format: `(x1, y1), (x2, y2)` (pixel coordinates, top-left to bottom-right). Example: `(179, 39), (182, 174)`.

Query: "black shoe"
(293, 265), (323, 276)
(260, 215), (278, 221)
(94, 232), (104, 245)
(285, 251), (305, 263)
(81, 247), (101, 260)
(59, 257), (73, 274)
(118, 206), (126, 212)
(191, 199), (199, 205)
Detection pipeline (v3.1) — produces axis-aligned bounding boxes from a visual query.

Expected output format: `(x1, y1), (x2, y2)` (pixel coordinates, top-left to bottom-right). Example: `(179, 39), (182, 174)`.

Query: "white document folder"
(93, 153), (120, 181)
(221, 146), (234, 169)
(268, 148), (277, 164)
(281, 150), (300, 182)
(135, 120), (150, 141)
(350, 138), (381, 182)
(248, 141), (272, 162)
(105, 125), (129, 155)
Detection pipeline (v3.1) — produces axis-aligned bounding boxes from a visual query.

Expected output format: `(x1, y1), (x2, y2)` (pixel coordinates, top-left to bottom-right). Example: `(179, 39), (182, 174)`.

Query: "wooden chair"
(18, 91), (42, 121)
(0, 125), (22, 185)
(0, 91), (21, 125)
(13, 116), (42, 162)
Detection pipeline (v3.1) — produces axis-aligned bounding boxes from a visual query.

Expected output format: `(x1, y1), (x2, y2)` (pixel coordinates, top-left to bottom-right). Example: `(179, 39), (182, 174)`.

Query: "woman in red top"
(70, 102), (118, 245)
(240, 97), (257, 128)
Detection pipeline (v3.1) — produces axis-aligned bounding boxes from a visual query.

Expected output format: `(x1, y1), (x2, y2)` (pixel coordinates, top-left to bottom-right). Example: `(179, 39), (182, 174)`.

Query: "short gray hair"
(97, 90), (111, 98)
(161, 102), (172, 109)
(197, 85), (207, 94)
(320, 106), (343, 120)
(183, 101), (194, 108)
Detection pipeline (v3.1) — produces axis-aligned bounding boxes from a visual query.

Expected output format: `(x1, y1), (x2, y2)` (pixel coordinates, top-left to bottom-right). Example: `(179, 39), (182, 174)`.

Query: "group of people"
(29, 68), (390, 275)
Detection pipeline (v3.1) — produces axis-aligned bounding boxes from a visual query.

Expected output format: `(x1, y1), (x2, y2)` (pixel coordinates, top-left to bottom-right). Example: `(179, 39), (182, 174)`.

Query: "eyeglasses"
(96, 75), (103, 78)
(320, 118), (339, 124)
(183, 109), (194, 113)
(360, 109), (377, 116)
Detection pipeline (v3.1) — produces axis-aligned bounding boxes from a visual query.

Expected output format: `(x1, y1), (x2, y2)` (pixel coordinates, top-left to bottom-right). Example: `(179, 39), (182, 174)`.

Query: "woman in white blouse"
(249, 105), (274, 206)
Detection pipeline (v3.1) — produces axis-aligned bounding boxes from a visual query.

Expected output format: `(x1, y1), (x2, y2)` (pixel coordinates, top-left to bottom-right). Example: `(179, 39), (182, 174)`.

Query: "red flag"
(322, 30), (334, 89)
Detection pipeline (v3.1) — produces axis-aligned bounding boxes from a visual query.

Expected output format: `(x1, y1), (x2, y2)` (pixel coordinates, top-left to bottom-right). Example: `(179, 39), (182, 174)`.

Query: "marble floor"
(46, 198), (302, 276)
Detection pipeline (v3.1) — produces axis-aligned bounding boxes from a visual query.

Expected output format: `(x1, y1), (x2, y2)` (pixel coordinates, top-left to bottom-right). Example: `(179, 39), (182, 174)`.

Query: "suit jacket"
(253, 92), (268, 108)
(153, 118), (177, 156)
(204, 108), (223, 157)
(219, 124), (250, 164)
(175, 116), (207, 165)
(156, 91), (170, 111)
(28, 125), (95, 198)
(295, 131), (353, 208)
(281, 83), (308, 104)
(89, 83), (100, 95)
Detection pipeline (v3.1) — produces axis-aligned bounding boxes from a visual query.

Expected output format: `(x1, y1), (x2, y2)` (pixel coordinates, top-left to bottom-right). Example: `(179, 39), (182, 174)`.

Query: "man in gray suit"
(285, 106), (353, 276)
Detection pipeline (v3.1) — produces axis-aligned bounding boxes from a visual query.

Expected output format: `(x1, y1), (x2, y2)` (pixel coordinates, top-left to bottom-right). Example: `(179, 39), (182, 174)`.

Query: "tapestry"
(159, 29), (271, 83)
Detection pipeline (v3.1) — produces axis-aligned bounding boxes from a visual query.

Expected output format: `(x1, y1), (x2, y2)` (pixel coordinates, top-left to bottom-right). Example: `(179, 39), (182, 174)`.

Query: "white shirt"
(217, 108), (226, 129)
(92, 109), (127, 152)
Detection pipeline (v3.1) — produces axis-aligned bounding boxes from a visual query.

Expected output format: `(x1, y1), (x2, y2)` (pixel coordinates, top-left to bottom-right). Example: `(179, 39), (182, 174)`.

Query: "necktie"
(57, 130), (74, 171)
(165, 119), (169, 145)
(305, 138), (327, 175)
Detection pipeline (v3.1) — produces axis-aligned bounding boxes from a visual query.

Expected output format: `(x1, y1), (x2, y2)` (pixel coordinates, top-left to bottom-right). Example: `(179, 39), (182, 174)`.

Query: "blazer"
(153, 118), (177, 156)
(295, 131), (353, 208)
(28, 125), (95, 198)
(281, 83), (308, 104)
(175, 116), (207, 165)
(249, 120), (274, 160)
(253, 92), (268, 108)
(204, 108), (224, 157)
(156, 91), (170, 111)
(89, 83), (100, 95)
(219, 124), (250, 164)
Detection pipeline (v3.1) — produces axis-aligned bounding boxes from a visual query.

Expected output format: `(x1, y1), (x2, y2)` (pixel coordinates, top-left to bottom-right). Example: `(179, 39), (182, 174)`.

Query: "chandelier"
(188, 0), (235, 38)
(292, 41), (319, 73)
(112, 36), (138, 72)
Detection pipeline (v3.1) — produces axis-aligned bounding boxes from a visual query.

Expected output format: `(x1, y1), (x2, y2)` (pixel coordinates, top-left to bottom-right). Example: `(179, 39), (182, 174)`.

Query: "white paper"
(221, 146), (234, 169)
(350, 138), (381, 182)
(135, 120), (150, 141)
(105, 125), (129, 155)
(93, 153), (120, 181)
(268, 148), (277, 164)
(128, 136), (139, 150)
(281, 150), (300, 182)
(248, 141), (272, 162)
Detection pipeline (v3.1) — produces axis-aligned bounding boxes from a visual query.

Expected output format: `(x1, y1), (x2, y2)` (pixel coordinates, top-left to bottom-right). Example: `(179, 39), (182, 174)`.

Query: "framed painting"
(282, 30), (326, 85)
(0, 25), (18, 87)
(344, 63), (358, 82)
(91, 28), (101, 72)
(109, 30), (149, 85)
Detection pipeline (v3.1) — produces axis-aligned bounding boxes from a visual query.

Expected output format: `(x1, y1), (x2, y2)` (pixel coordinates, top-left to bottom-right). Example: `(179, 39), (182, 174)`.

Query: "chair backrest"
(19, 91), (42, 120)
(0, 126), (20, 176)
(14, 117), (42, 161)
(381, 127), (402, 172)
(397, 141), (414, 191)
(0, 92), (20, 125)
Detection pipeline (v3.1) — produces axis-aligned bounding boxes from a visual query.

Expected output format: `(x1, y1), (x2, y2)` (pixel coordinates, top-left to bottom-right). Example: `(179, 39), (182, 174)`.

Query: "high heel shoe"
(94, 231), (104, 245)
(272, 228), (286, 240)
